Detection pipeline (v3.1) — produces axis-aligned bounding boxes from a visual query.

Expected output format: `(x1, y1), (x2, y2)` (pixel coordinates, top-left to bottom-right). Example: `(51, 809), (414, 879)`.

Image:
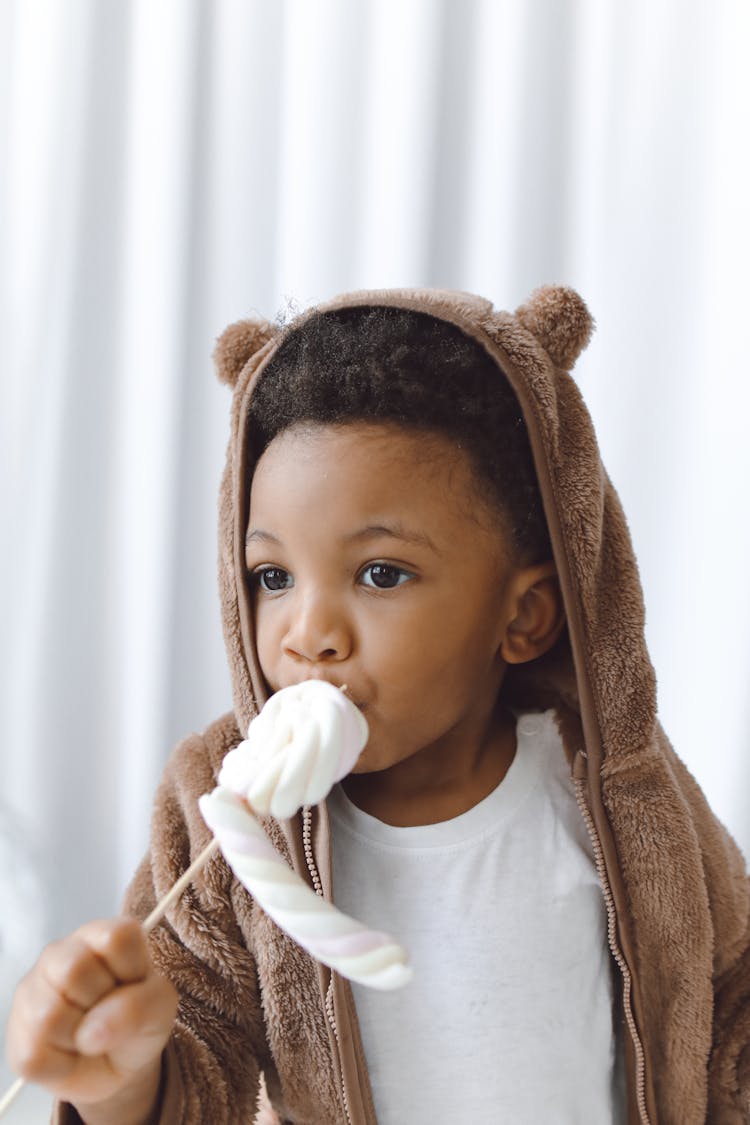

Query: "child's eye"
(360, 563), (413, 589)
(254, 566), (294, 592)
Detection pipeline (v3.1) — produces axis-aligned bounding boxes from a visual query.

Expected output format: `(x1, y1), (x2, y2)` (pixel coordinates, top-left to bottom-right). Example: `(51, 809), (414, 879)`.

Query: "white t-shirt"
(328, 709), (626, 1124)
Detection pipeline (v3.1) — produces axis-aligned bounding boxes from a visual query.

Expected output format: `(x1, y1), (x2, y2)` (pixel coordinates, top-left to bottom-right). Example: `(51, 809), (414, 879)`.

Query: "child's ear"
(499, 562), (566, 665)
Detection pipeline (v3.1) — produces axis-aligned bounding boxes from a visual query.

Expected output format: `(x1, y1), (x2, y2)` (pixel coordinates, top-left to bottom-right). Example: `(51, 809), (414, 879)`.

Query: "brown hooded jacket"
(55, 286), (750, 1124)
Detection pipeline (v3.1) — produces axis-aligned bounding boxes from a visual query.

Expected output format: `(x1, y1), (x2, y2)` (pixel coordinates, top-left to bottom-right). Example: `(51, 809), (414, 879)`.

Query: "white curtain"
(2, 0), (749, 1026)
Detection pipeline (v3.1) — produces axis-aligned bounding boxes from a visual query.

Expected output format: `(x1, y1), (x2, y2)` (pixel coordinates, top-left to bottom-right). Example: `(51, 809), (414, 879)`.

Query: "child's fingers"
(38, 933), (118, 1010)
(74, 972), (177, 1066)
(8, 924), (177, 1104)
(7, 973), (83, 1078)
(72, 918), (151, 984)
(6, 917), (156, 1082)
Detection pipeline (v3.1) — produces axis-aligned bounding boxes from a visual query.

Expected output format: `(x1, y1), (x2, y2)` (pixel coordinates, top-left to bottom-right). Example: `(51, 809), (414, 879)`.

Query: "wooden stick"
(0, 686), (356, 1117)
(0, 837), (221, 1118)
(0, 1077), (24, 1116)
(143, 837), (220, 933)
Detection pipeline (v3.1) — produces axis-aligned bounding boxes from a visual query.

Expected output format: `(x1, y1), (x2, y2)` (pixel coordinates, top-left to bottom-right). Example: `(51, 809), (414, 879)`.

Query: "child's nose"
(282, 594), (352, 664)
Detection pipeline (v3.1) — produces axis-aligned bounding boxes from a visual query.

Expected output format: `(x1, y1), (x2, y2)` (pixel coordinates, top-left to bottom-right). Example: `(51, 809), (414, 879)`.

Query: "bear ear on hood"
(213, 316), (278, 388)
(515, 285), (594, 370)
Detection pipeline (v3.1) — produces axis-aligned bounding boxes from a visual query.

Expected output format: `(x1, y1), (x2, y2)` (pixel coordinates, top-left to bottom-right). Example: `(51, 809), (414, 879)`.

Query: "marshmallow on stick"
(200, 680), (413, 990)
(200, 786), (412, 989)
(0, 683), (412, 1121)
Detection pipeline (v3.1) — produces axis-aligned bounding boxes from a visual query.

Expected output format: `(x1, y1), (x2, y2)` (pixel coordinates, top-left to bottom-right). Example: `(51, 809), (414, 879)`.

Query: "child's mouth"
(284, 678), (367, 714)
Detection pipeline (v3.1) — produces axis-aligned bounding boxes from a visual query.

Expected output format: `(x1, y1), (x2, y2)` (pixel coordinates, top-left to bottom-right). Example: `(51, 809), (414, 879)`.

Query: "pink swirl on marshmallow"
(216, 827), (282, 861)
(199, 786), (412, 991)
(309, 929), (395, 958)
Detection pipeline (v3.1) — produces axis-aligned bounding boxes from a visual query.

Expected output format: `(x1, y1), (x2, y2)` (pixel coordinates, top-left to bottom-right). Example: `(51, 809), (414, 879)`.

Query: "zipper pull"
(572, 747), (588, 781)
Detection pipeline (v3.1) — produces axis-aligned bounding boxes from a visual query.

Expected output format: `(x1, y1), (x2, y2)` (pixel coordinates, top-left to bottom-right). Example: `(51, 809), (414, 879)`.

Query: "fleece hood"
(210, 286), (750, 1124)
(52, 286), (750, 1125)
(214, 283), (651, 758)
(213, 283), (670, 1116)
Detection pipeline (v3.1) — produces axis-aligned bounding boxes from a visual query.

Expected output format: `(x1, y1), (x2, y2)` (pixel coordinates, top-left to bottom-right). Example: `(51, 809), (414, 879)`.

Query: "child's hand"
(5, 918), (178, 1117)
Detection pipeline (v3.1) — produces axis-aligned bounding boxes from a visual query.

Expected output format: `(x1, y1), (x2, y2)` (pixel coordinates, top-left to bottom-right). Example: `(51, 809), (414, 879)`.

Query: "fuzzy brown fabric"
(54, 285), (750, 1125)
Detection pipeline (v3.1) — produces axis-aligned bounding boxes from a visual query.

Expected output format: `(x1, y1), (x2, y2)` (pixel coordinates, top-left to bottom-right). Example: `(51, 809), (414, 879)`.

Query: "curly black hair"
(248, 305), (551, 564)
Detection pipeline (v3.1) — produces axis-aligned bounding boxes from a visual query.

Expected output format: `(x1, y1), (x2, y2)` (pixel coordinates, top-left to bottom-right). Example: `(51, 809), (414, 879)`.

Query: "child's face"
(245, 422), (540, 778)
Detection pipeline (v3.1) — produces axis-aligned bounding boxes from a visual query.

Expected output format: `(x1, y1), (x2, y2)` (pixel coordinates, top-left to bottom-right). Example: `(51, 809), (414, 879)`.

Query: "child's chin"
(347, 752), (399, 777)
(347, 749), (382, 775)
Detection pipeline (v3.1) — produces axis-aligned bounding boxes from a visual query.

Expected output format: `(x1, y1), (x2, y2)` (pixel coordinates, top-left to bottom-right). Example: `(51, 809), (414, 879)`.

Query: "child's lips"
(341, 692), (368, 714)
(287, 677), (368, 713)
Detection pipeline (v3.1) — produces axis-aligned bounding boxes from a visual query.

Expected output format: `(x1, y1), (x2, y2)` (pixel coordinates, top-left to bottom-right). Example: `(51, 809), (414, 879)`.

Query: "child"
(6, 286), (750, 1124)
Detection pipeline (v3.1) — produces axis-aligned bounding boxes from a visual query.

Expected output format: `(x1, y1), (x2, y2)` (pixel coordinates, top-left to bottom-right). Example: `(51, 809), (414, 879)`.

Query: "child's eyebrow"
(345, 523), (439, 553)
(245, 524), (439, 553)
(246, 528), (280, 548)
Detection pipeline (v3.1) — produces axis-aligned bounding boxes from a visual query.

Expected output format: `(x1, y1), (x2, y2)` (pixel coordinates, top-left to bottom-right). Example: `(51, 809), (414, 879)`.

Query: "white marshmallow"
(219, 680), (368, 818)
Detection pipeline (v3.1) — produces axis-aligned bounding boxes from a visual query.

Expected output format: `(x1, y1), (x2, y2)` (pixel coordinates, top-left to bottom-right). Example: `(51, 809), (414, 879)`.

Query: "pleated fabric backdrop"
(1, 0), (749, 1025)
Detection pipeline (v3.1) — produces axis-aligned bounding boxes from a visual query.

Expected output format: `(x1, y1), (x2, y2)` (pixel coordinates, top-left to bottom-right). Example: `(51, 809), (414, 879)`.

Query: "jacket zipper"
(302, 775), (643, 1125)
(302, 805), (355, 1125)
(572, 750), (650, 1125)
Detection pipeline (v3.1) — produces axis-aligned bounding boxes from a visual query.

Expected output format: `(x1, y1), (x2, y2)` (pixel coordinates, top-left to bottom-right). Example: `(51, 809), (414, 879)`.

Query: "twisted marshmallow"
(219, 681), (369, 819)
(199, 785), (413, 989)
(201, 680), (412, 990)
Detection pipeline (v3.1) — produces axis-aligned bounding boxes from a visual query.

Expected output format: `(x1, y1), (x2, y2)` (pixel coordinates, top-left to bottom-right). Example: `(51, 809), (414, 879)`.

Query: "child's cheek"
(253, 607), (283, 687)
